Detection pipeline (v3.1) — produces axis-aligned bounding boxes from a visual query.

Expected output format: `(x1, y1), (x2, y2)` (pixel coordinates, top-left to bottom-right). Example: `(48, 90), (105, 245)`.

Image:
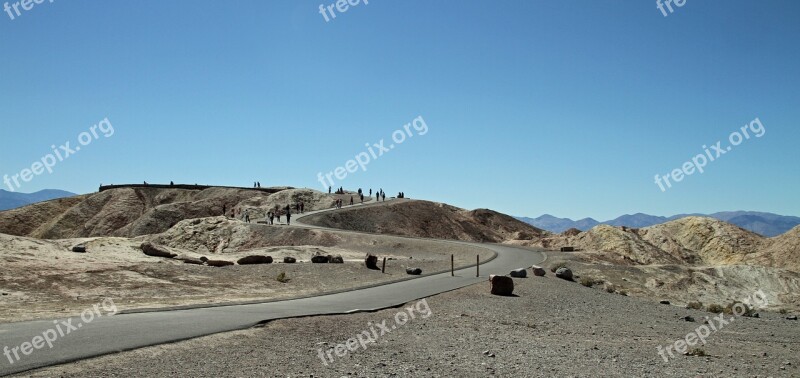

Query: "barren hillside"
(0, 187), (341, 239)
(639, 216), (764, 265)
(301, 200), (550, 243)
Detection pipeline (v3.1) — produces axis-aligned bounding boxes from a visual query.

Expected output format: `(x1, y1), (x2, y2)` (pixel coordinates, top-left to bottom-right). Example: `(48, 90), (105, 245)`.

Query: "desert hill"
(533, 216), (799, 272)
(301, 200), (550, 243)
(0, 187), (337, 239)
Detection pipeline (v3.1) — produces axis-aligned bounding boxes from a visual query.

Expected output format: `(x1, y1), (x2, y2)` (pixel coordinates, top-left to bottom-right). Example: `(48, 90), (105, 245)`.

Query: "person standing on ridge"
(285, 204), (292, 225)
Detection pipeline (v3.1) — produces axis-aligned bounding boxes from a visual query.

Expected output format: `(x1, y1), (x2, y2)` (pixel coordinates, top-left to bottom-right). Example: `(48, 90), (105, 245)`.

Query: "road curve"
(0, 199), (546, 376)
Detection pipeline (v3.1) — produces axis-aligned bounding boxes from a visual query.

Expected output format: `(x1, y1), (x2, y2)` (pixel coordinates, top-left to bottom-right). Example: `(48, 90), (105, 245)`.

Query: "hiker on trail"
(223, 204), (227, 216)
(328, 186), (332, 194)
(358, 188), (362, 195)
(369, 189), (372, 196)
(300, 202), (305, 213)
(170, 181), (174, 186)
(244, 210), (250, 223)
(268, 211), (273, 225)
(285, 205), (292, 225)
(360, 193), (364, 203)
(230, 209), (235, 218)
(382, 192), (386, 201)
(350, 196), (354, 205)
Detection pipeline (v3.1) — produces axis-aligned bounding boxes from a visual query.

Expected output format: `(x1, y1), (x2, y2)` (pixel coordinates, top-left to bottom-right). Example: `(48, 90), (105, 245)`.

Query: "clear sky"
(0, 0), (798, 220)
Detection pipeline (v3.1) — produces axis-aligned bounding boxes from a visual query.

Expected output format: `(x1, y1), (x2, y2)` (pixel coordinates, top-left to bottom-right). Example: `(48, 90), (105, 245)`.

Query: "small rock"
(283, 257), (297, 263)
(509, 268), (527, 278)
(660, 300), (671, 305)
(176, 256), (204, 265)
(140, 242), (177, 258)
(311, 253), (329, 263)
(71, 245), (87, 253)
(406, 267), (422, 275)
(530, 265), (546, 277)
(786, 315), (798, 320)
(206, 260), (234, 267)
(200, 256), (209, 262)
(237, 255), (273, 265)
(329, 255), (344, 264)
(555, 267), (573, 281)
(682, 316), (695, 322)
(365, 254), (379, 269)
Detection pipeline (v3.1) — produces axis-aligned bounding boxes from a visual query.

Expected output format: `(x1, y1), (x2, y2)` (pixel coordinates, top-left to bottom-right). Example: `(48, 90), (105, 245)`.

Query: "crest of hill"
(0, 187), (297, 239)
(301, 200), (549, 243)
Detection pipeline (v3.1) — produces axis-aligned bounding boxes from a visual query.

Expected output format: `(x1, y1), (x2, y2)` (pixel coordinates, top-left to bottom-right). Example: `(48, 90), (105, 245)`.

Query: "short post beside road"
(381, 257), (386, 273)
(476, 255), (480, 277)
(451, 254), (454, 276)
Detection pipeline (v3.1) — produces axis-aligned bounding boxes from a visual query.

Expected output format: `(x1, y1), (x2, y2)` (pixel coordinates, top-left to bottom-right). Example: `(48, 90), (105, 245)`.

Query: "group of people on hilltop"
(329, 186), (346, 194)
(397, 192), (405, 198)
(253, 182), (262, 188)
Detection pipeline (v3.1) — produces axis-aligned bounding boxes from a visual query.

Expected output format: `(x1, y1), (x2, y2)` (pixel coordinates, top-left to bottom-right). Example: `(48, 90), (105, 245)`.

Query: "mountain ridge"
(518, 211), (800, 237)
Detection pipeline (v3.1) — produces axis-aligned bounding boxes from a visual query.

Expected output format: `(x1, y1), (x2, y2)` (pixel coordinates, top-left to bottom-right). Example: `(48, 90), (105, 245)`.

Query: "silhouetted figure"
(358, 188), (362, 195)
(329, 186), (332, 194)
(170, 181), (174, 186)
(300, 202), (305, 213)
(223, 204), (227, 216)
(244, 210), (250, 223)
(350, 196), (354, 205)
(369, 189), (372, 196)
(143, 181), (148, 185)
(360, 193), (364, 203)
(382, 192), (386, 201)
(285, 205), (291, 225)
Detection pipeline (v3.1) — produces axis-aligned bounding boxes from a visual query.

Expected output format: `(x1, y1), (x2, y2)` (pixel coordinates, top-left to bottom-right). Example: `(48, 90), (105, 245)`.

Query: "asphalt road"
(0, 200), (546, 376)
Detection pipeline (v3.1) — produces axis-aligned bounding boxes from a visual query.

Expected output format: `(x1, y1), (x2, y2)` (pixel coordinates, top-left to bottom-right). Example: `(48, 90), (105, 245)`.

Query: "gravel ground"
(16, 271), (800, 377)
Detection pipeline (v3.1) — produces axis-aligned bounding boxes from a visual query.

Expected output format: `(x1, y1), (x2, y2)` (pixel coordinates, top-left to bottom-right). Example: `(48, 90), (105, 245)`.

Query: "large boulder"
(490, 275), (514, 296)
(206, 260), (234, 267)
(283, 256), (297, 264)
(329, 255), (344, 264)
(531, 265), (546, 277)
(237, 255), (273, 265)
(140, 242), (177, 259)
(509, 268), (527, 278)
(406, 267), (422, 275)
(555, 267), (573, 281)
(365, 254), (379, 269)
(311, 253), (330, 263)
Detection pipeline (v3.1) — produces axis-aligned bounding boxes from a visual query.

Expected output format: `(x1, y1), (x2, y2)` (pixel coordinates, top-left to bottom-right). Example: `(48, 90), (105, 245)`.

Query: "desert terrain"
(1, 186), (798, 377)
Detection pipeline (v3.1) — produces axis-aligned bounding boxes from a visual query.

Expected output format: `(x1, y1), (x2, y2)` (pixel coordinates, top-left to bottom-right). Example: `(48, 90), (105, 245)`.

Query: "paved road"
(0, 199), (545, 376)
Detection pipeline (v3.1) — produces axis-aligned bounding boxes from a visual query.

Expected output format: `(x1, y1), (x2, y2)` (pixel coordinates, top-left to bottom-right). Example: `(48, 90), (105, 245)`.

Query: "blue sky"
(0, 0), (798, 220)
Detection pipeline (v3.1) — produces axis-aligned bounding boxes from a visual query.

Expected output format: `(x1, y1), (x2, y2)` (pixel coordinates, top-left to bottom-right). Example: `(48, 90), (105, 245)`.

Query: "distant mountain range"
(0, 189), (77, 211)
(517, 211), (800, 237)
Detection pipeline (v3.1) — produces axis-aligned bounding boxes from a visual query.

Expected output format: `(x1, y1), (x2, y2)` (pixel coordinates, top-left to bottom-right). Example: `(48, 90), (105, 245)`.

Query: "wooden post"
(451, 254), (454, 276)
(476, 255), (480, 277)
(381, 257), (386, 273)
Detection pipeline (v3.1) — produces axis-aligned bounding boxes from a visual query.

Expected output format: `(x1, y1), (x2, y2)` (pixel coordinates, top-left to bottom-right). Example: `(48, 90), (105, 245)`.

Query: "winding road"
(0, 199), (546, 376)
